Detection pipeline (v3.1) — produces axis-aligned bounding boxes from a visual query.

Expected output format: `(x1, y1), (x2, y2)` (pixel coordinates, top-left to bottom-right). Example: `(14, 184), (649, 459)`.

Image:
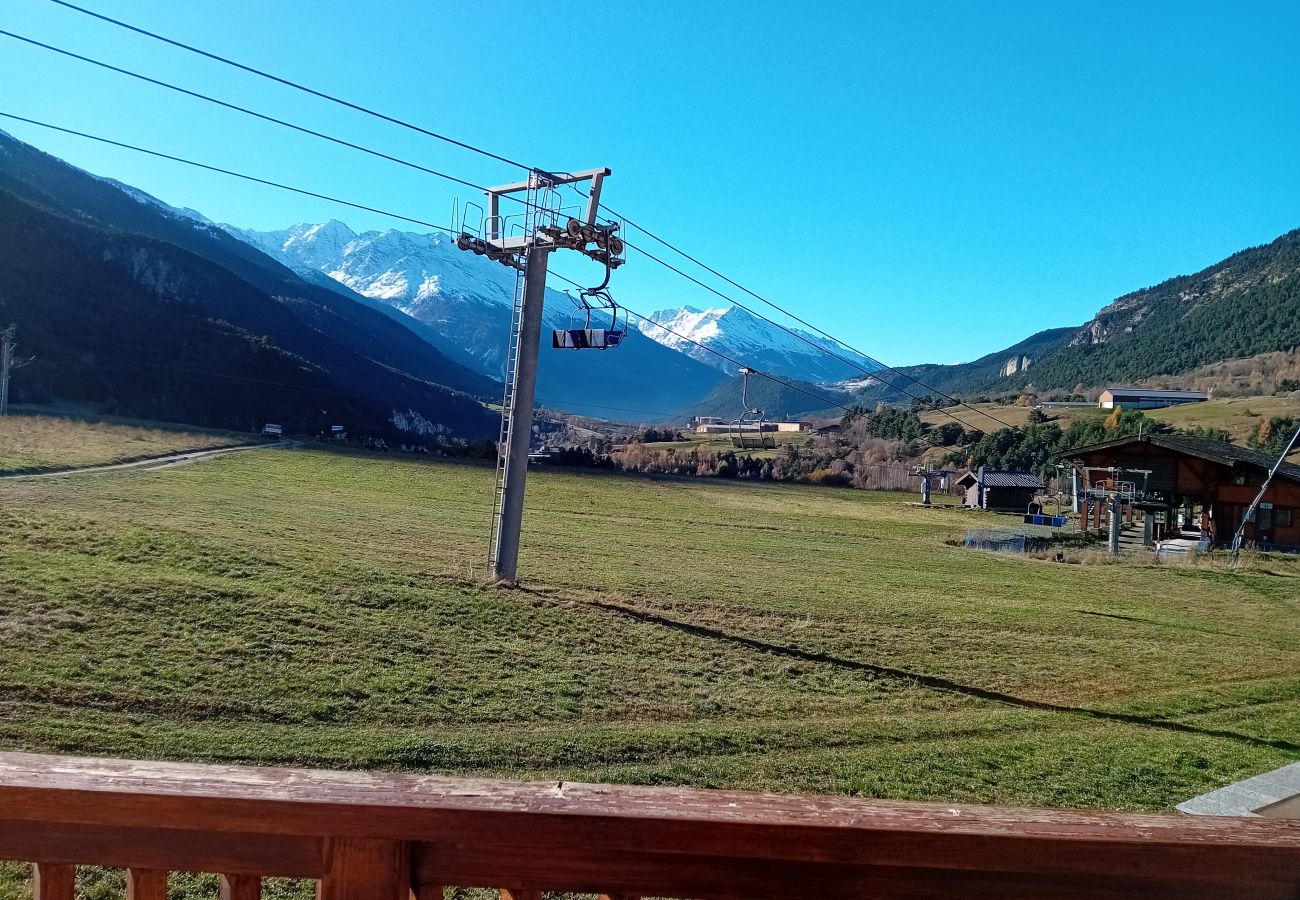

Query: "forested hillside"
(0, 130), (499, 439)
(848, 229), (1300, 404)
(1019, 229), (1300, 390)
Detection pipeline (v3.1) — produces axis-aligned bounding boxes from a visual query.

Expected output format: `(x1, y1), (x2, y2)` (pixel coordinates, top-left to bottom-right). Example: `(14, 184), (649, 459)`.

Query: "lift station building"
(1064, 434), (1300, 550)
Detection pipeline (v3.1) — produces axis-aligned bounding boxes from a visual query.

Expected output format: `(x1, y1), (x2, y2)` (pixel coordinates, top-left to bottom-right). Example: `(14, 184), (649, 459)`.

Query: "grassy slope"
(636, 429), (811, 459)
(0, 413), (250, 474)
(921, 396), (1300, 445)
(0, 448), (1296, 816)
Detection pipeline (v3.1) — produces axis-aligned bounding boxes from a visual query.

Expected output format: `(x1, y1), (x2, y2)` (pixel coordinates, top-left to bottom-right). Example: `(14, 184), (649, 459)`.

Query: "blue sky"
(1, 0), (1297, 366)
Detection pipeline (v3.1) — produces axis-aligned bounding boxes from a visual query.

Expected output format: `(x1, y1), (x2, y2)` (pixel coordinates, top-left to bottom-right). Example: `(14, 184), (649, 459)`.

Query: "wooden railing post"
(220, 874), (262, 900)
(127, 869), (168, 900)
(501, 890), (541, 900)
(33, 863), (75, 900)
(318, 838), (409, 900)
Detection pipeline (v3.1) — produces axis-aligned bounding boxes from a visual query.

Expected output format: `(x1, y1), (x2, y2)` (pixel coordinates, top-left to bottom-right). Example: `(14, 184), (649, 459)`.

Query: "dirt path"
(0, 440), (296, 480)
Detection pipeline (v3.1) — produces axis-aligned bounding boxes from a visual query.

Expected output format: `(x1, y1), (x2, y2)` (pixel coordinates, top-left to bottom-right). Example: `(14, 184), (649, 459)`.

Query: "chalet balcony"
(1, 752), (1298, 900)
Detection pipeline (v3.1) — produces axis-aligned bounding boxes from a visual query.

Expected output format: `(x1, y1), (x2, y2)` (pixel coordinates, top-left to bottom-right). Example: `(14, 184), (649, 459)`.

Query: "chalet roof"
(954, 470), (1046, 489)
(1100, 387), (1208, 400)
(1062, 434), (1300, 484)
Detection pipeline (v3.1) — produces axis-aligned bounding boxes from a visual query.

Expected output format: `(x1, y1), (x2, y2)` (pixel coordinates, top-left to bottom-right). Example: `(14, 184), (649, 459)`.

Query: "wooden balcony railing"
(0, 751), (1298, 899)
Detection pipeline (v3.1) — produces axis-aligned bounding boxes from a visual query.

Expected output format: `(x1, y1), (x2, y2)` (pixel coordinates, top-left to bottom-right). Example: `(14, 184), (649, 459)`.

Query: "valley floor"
(0, 447), (1297, 816)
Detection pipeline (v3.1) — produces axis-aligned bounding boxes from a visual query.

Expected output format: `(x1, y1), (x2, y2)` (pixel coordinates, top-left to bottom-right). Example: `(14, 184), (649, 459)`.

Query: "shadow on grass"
(1076, 608), (1254, 641)
(575, 596), (1300, 755)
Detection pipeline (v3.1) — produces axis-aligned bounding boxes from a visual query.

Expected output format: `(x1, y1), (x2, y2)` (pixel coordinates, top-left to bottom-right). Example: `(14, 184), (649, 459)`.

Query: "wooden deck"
(0, 752), (1297, 899)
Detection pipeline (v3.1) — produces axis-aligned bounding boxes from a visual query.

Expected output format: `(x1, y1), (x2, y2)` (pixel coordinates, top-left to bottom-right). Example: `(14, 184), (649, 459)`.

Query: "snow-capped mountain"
(638, 305), (880, 382)
(227, 221), (727, 417)
(226, 221), (523, 372)
(0, 128), (500, 438)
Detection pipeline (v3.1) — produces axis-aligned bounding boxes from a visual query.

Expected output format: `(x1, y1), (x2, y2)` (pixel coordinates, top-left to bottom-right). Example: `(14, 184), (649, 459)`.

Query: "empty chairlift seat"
(552, 328), (624, 350)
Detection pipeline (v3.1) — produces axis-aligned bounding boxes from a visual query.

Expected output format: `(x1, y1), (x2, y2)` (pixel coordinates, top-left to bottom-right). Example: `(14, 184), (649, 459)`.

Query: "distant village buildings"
(690, 416), (811, 435)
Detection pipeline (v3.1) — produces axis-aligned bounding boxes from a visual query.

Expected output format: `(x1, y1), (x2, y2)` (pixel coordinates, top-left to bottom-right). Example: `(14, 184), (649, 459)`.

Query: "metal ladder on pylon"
(487, 172), (553, 566)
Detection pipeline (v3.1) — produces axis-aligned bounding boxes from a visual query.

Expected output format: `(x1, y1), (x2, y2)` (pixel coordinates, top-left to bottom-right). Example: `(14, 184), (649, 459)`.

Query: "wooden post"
(318, 839), (410, 900)
(501, 891), (542, 900)
(34, 864), (75, 900)
(221, 874), (262, 900)
(127, 869), (168, 900)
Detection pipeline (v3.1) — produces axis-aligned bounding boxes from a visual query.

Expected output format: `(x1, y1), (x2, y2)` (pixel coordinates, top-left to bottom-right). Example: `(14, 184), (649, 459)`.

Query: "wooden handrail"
(0, 751), (1298, 899)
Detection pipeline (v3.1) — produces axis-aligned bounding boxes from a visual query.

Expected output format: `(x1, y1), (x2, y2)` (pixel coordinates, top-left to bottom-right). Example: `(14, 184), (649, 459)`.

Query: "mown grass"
(0, 413), (249, 474)
(0, 447), (1297, 817)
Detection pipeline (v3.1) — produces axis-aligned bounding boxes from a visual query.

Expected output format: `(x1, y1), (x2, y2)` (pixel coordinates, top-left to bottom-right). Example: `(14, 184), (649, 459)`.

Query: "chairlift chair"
(551, 252), (626, 351)
(729, 367), (776, 450)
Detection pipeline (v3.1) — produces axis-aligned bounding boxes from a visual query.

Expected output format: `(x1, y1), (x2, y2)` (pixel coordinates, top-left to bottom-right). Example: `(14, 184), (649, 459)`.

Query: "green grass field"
(0, 413), (250, 475)
(920, 396), (1300, 447)
(1, 446), (1298, 818)
(640, 428), (810, 459)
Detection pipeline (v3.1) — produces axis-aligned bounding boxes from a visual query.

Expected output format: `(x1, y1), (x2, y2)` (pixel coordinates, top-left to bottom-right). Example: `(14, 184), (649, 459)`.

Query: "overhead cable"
(29, 5), (1017, 431)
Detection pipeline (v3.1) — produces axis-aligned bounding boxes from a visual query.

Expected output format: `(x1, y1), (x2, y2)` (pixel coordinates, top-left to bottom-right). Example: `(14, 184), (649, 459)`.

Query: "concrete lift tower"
(455, 168), (625, 585)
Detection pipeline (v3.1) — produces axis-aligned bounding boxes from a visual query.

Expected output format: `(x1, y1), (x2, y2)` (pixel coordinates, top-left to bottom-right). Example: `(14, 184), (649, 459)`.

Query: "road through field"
(0, 440), (294, 479)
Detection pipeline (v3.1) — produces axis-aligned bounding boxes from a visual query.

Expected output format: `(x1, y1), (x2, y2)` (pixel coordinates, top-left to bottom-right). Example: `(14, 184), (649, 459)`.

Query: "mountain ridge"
(230, 220), (728, 418)
(0, 128), (499, 438)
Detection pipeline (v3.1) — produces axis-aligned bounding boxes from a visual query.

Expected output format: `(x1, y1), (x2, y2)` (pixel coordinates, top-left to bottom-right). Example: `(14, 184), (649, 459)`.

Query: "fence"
(964, 528), (1052, 554)
(1, 751), (1298, 899)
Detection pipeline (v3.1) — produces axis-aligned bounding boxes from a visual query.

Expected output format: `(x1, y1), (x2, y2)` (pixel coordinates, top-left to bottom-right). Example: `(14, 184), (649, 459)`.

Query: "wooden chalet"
(955, 467), (1046, 511)
(1064, 434), (1300, 549)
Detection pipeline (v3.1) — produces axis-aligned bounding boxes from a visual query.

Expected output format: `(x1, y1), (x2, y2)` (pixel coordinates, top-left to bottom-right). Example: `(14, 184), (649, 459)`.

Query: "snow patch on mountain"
(99, 178), (214, 227)
(637, 305), (881, 382)
(224, 221), (582, 372)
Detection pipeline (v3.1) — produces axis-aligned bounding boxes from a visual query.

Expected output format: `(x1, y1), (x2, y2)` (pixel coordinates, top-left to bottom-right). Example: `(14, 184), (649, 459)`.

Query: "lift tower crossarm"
(485, 168), (610, 242)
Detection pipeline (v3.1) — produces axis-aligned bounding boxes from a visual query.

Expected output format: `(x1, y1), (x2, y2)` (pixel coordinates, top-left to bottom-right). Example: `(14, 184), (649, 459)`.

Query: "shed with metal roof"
(1098, 388), (1208, 410)
(954, 467), (1046, 511)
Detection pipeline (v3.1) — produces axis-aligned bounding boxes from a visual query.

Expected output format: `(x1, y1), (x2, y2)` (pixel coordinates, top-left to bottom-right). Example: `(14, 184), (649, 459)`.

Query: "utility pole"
(456, 168), (624, 585)
(1, 323), (33, 417)
(1108, 493), (1121, 556)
